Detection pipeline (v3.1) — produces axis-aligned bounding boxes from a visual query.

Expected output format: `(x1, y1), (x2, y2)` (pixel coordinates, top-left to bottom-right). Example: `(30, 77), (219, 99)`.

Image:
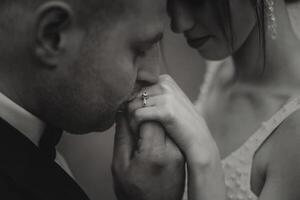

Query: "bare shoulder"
(271, 108), (300, 155)
(257, 109), (300, 199)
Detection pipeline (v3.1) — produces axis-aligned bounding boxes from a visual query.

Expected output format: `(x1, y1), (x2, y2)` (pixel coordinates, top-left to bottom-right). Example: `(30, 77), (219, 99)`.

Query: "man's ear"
(34, 1), (84, 67)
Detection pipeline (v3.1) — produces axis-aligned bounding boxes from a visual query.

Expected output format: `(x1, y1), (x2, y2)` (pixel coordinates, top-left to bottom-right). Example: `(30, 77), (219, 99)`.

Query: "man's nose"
(136, 44), (161, 86)
(168, 0), (195, 33)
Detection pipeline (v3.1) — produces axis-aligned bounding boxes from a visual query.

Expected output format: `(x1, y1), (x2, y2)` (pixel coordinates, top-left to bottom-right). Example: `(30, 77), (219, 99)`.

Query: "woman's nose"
(168, 0), (195, 33)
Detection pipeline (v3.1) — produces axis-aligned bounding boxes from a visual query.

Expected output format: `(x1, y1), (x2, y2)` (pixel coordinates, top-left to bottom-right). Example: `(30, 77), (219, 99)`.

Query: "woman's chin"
(198, 49), (230, 61)
(196, 43), (231, 61)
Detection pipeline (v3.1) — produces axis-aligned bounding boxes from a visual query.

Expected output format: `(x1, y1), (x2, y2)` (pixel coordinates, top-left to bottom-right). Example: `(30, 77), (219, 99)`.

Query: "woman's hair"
(219, 0), (300, 72)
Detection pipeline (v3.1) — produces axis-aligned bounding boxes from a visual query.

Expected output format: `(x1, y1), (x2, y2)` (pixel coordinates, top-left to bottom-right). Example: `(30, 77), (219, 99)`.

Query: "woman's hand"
(128, 74), (217, 163)
(127, 75), (226, 200)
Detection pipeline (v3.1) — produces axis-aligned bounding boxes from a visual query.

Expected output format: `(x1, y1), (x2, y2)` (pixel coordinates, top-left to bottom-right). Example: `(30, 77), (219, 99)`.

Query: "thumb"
(113, 112), (134, 168)
(138, 122), (166, 153)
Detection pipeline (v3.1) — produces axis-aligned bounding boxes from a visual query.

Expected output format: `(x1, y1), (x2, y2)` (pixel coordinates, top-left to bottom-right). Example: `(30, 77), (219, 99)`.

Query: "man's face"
(51, 0), (167, 133)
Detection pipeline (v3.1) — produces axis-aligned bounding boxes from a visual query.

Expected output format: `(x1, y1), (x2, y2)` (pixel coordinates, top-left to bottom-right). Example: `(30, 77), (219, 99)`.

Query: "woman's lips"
(186, 35), (211, 49)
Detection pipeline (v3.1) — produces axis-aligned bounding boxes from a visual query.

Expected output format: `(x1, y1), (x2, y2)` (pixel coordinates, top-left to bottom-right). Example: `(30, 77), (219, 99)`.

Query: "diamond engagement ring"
(142, 91), (149, 107)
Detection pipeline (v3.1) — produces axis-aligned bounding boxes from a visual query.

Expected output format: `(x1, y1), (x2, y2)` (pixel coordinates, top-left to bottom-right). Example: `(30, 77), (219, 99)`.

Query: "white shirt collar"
(0, 92), (45, 146)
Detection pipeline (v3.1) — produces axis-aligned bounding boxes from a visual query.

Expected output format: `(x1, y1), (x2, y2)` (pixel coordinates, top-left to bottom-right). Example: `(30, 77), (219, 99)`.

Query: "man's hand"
(112, 113), (185, 200)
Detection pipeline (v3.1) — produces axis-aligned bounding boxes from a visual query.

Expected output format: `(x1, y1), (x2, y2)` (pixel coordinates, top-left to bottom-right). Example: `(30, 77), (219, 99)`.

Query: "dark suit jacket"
(0, 118), (90, 200)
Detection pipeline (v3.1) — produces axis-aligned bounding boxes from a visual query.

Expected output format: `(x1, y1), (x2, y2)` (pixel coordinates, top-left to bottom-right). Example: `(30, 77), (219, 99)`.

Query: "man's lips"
(125, 87), (141, 104)
(127, 92), (139, 102)
(117, 91), (140, 113)
(186, 35), (211, 49)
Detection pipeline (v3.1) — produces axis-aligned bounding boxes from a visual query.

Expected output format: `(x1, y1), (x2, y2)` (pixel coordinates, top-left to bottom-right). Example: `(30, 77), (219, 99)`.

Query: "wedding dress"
(183, 60), (300, 200)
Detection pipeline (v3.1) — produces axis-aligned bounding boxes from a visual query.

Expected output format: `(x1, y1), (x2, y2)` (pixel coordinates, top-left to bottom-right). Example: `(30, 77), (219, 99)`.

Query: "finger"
(136, 84), (164, 99)
(138, 122), (166, 152)
(137, 75), (178, 99)
(134, 105), (187, 157)
(127, 95), (162, 114)
(128, 96), (165, 146)
(159, 76), (196, 117)
(165, 136), (184, 160)
(113, 113), (134, 168)
(159, 75), (190, 104)
(133, 105), (169, 125)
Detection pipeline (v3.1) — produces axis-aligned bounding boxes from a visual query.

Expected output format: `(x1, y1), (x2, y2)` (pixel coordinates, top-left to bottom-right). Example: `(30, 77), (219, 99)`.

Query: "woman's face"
(168, 0), (257, 60)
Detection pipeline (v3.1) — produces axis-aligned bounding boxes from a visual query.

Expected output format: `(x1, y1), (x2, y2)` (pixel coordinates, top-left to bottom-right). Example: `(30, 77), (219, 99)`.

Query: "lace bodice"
(222, 96), (300, 200)
(183, 95), (300, 200)
(183, 60), (300, 200)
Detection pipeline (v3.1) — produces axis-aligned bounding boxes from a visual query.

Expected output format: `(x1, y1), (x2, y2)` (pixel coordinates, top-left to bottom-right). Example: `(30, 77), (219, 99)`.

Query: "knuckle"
(138, 150), (167, 167)
(160, 74), (172, 82)
(151, 151), (184, 172)
(165, 151), (184, 169)
(159, 74), (167, 81)
(162, 104), (175, 122)
(133, 110), (142, 121)
(147, 155), (167, 172)
(161, 82), (172, 93)
(171, 151), (184, 166)
(161, 75), (175, 86)
(158, 84), (165, 92)
(159, 76), (173, 91)
(164, 93), (174, 103)
(151, 157), (166, 167)
(160, 94), (174, 110)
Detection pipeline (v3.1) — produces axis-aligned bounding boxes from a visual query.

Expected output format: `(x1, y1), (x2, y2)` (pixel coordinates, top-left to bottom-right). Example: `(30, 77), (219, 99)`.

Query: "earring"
(265, 0), (277, 39)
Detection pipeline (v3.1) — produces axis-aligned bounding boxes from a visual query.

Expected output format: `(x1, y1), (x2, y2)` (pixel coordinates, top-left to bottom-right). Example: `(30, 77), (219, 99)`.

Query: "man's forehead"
(115, 0), (166, 15)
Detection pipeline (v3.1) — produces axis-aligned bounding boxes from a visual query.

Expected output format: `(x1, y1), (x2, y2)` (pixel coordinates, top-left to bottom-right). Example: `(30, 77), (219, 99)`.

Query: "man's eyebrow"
(145, 33), (164, 45)
(134, 33), (164, 51)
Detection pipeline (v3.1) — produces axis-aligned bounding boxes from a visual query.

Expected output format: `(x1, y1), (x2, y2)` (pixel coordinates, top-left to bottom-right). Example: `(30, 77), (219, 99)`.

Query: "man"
(0, 0), (185, 199)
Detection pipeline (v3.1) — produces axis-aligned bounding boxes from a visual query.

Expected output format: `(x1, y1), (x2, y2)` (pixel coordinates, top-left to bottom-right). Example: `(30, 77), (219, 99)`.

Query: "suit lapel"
(0, 118), (90, 200)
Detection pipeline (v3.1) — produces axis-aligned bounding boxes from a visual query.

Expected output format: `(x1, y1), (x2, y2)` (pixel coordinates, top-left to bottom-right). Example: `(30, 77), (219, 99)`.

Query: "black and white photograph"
(0, 0), (300, 200)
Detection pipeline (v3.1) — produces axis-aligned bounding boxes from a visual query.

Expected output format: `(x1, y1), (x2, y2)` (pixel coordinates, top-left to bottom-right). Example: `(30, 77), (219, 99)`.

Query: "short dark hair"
(0, 0), (124, 27)
(0, 0), (125, 66)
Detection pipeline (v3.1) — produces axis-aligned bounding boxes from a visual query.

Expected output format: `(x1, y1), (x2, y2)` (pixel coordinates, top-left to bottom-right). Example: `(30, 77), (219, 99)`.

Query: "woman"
(128, 0), (300, 199)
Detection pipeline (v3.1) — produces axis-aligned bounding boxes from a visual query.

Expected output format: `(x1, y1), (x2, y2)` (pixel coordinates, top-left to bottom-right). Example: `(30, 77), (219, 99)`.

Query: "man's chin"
(95, 119), (116, 132)
(66, 105), (125, 134)
(97, 110), (121, 131)
(66, 117), (116, 135)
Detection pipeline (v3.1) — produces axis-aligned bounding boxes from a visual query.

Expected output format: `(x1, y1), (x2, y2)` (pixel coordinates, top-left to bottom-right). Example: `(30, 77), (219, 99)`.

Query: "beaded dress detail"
(221, 96), (300, 200)
(184, 95), (300, 200)
(183, 61), (300, 200)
